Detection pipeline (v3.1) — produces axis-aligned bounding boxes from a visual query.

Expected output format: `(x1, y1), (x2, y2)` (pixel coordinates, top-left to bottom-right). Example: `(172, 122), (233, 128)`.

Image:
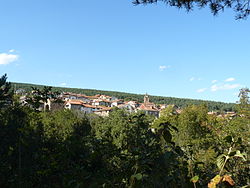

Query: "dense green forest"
(12, 82), (235, 111)
(1, 75), (249, 187)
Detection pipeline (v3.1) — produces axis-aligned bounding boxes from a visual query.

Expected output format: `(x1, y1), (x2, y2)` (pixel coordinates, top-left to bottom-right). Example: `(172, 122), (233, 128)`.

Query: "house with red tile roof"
(117, 103), (137, 113)
(137, 94), (160, 117)
(124, 101), (140, 108)
(111, 99), (124, 107)
(65, 99), (102, 114)
(92, 99), (112, 107)
(137, 104), (159, 117)
(65, 99), (85, 111)
(94, 107), (112, 117)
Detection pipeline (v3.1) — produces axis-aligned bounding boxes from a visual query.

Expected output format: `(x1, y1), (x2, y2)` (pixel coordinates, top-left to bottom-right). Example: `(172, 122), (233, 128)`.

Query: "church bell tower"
(144, 93), (149, 105)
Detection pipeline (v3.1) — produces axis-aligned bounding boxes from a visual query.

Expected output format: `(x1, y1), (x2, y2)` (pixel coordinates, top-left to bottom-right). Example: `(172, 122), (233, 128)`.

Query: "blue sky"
(0, 0), (249, 103)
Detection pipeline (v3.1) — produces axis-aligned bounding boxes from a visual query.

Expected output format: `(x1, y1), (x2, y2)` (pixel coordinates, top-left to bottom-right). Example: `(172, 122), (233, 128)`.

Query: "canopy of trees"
(1, 75), (249, 187)
(133, 0), (250, 19)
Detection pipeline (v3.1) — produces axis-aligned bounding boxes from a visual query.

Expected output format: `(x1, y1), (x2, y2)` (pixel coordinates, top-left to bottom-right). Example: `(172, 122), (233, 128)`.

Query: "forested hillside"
(12, 82), (235, 111)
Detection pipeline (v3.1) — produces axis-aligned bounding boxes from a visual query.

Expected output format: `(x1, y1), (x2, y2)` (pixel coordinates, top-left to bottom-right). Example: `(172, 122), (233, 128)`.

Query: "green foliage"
(0, 75), (249, 187)
(41, 110), (90, 141)
(0, 74), (13, 108)
(174, 105), (212, 146)
(237, 88), (250, 118)
(152, 106), (178, 145)
(93, 109), (169, 187)
(25, 86), (62, 111)
(190, 175), (199, 183)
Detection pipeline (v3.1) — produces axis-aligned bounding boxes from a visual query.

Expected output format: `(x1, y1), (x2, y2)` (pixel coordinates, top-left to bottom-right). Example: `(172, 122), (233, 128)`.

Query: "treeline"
(13, 82), (235, 111)
(1, 74), (249, 187)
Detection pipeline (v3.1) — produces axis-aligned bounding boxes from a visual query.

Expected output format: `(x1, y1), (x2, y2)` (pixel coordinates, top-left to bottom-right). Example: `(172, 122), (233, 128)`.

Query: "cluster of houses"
(16, 87), (173, 117)
(61, 93), (237, 118)
(63, 92), (162, 117)
(16, 88), (237, 118)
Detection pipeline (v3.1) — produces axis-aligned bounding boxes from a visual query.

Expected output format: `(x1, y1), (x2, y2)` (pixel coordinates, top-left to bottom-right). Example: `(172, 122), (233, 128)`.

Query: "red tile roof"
(82, 104), (97, 108)
(95, 107), (112, 112)
(66, 99), (85, 105)
(138, 104), (159, 112)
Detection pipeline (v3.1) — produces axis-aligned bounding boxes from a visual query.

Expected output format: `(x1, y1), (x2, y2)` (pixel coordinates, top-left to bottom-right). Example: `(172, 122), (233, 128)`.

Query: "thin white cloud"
(189, 77), (195, 81)
(0, 52), (19, 65)
(159, 65), (170, 71)
(211, 80), (217, 84)
(189, 77), (202, 82)
(197, 88), (207, 93)
(60, 83), (67, 86)
(9, 49), (15, 53)
(211, 85), (218, 92)
(211, 83), (241, 92)
(225, 77), (235, 82)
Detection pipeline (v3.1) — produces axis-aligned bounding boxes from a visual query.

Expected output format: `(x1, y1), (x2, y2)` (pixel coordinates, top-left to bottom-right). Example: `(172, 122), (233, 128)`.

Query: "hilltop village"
(17, 88), (237, 118)
(54, 92), (164, 117)
(16, 88), (177, 117)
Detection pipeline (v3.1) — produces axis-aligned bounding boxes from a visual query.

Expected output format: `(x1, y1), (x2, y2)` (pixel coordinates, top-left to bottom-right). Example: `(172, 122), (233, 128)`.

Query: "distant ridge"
(12, 82), (235, 111)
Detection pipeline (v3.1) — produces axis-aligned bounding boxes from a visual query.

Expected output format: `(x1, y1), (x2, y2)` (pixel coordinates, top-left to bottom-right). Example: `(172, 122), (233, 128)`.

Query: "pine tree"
(0, 74), (13, 108)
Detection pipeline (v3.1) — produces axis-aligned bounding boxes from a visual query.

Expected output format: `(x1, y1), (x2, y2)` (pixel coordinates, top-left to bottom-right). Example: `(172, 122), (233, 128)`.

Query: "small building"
(65, 99), (85, 111)
(99, 95), (112, 101)
(125, 101), (140, 108)
(92, 99), (111, 107)
(76, 94), (91, 103)
(62, 92), (91, 103)
(64, 99), (102, 114)
(117, 103), (136, 113)
(94, 107), (112, 117)
(81, 104), (101, 114)
(137, 104), (159, 117)
(111, 100), (124, 107)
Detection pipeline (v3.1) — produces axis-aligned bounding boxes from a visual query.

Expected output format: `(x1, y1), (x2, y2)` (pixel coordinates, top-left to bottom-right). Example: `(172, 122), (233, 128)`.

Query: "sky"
(1, 0), (250, 103)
